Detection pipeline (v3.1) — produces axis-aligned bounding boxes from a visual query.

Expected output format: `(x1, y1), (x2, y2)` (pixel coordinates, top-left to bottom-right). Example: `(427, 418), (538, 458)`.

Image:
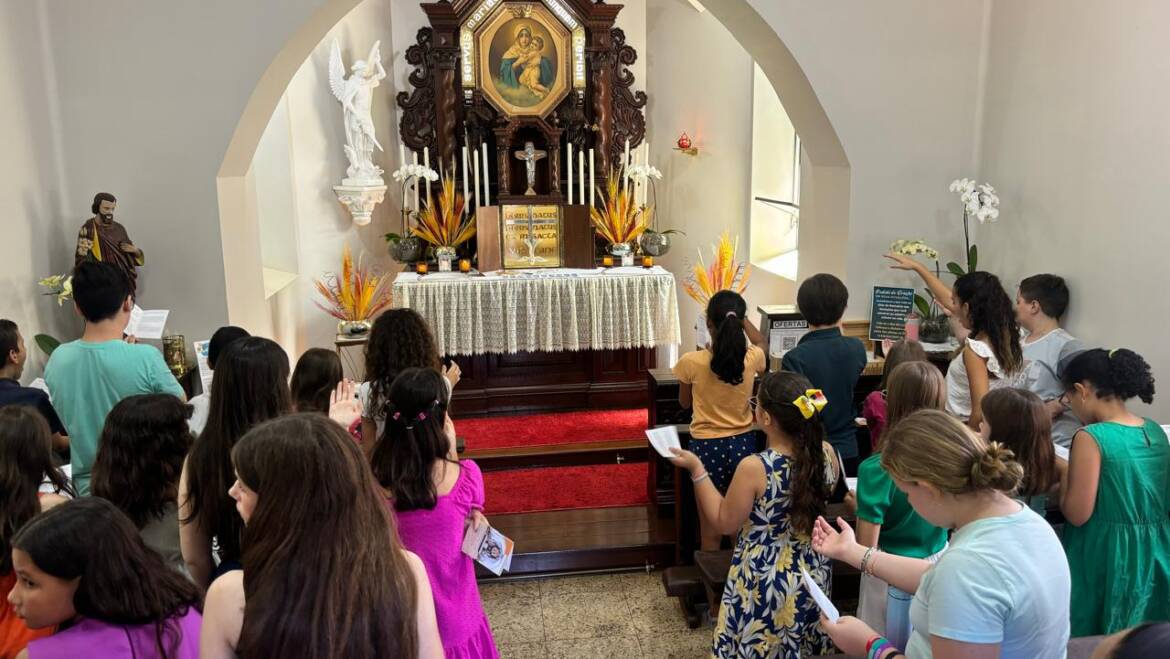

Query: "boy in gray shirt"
(1016, 274), (1083, 447)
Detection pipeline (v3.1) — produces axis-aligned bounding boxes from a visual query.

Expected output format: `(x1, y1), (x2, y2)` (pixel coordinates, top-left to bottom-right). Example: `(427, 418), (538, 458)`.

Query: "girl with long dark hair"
(1059, 348), (1170, 636)
(360, 309), (458, 450)
(670, 371), (840, 657)
(887, 253), (1025, 428)
(199, 414), (442, 659)
(92, 394), (193, 573)
(0, 406), (73, 656)
(672, 290), (768, 550)
(371, 368), (498, 658)
(179, 337), (291, 587)
(290, 348), (343, 414)
(8, 498), (202, 658)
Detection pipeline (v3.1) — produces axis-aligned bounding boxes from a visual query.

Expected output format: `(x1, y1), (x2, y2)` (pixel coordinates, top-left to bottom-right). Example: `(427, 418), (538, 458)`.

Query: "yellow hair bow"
(792, 389), (828, 420)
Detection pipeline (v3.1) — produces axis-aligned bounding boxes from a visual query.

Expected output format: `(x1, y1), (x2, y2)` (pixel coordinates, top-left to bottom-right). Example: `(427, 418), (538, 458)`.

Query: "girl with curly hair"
(1060, 348), (1170, 636)
(886, 253), (1025, 429)
(359, 309), (458, 448)
(91, 394), (193, 573)
(669, 371), (840, 657)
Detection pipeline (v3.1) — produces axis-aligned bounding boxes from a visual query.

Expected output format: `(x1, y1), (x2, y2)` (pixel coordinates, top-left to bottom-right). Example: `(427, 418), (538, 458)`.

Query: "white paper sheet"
(1053, 444), (1070, 462)
(461, 523), (514, 576)
(125, 305), (170, 340)
(193, 340), (213, 394)
(846, 477), (858, 493)
(645, 425), (682, 459)
(801, 567), (839, 623)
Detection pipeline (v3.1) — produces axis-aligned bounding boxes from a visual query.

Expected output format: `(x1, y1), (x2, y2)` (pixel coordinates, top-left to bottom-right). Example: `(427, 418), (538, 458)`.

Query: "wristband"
(692, 472), (711, 485)
(867, 637), (894, 659)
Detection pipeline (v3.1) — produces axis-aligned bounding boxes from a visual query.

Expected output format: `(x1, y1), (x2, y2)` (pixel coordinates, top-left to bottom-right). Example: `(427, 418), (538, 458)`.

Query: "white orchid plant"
(890, 240), (947, 321)
(626, 163), (663, 184)
(391, 163), (440, 184)
(947, 178), (1000, 276)
(38, 273), (73, 306)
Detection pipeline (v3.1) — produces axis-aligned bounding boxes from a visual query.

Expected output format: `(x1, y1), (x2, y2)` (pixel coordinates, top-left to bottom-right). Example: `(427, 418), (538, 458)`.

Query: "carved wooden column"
(588, 28), (615, 176)
(423, 2), (461, 166)
(396, 29), (438, 152)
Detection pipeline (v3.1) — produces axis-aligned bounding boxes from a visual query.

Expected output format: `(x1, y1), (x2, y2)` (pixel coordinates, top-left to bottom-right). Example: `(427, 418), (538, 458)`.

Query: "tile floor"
(480, 571), (713, 659)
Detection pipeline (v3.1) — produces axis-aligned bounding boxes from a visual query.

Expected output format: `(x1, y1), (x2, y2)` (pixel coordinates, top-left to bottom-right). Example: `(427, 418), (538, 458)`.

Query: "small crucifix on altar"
(513, 141), (547, 196)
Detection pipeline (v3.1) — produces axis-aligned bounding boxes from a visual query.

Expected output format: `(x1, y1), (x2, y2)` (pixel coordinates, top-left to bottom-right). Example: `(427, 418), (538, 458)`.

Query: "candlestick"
(567, 142), (573, 204)
(462, 146), (470, 211)
(589, 149), (595, 207)
(423, 146), (430, 203)
(578, 151), (585, 204)
(472, 151), (480, 211)
(412, 152), (419, 213)
(481, 142), (490, 206)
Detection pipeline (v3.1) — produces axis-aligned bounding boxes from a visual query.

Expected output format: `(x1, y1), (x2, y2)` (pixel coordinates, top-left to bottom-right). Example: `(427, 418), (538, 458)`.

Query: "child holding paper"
(855, 361), (948, 650)
(670, 371), (839, 658)
(370, 367), (499, 659)
(1059, 348), (1170, 636)
(673, 290), (768, 550)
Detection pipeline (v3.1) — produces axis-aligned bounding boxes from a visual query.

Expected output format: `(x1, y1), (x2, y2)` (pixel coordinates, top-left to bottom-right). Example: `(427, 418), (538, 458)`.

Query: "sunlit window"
(749, 63), (801, 280)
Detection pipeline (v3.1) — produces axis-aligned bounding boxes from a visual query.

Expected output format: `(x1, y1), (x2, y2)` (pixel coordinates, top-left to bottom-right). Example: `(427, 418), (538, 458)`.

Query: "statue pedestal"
(333, 183), (387, 226)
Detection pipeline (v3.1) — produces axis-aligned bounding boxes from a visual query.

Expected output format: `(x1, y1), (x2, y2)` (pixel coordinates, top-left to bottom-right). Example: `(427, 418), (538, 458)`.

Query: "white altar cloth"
(392, 267), (682, 356)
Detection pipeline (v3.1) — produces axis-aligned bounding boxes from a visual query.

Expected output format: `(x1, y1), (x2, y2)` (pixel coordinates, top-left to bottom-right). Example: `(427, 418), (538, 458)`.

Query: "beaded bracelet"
(867, 636), (894, 659)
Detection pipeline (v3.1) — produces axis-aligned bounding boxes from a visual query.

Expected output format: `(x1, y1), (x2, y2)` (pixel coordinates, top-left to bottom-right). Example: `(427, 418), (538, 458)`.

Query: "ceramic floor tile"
(538, 573), (630, 599)
(628, 593), (703, 636)
(496, 641), (549, 659)
(541, 589), (637, 641)
(618, 570), (668, 603)
(637, 629), (713, 659)
(546, 635), (644, 659)
(484, 595), (546, 646)
(480, 578), (543, 606)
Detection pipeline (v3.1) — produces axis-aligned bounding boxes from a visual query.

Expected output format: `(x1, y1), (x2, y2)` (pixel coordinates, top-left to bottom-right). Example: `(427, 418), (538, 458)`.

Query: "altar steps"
(476, 505), (674, 579)
(465, 438), (647, 472)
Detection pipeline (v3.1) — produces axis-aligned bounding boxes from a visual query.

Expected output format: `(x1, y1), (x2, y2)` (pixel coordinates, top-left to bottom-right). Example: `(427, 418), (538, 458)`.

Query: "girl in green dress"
(669, 371), (840, 658)
(1061, 348), (1170, 636)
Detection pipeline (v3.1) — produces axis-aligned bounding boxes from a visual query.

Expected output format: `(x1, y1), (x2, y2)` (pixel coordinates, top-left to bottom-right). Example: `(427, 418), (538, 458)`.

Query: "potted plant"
(626, 162), (682, 257)
(386, 160), (439, 264)
(890, 239), (952, 343)
(314, 244), (395, 336)
(411, 167), (475, 271)
(591, 171), (650, 265)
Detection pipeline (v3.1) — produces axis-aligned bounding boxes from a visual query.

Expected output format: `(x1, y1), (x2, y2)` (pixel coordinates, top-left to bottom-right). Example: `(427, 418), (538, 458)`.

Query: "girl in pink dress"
(9, 497), (201, 659)
(371, 367), (500, 659)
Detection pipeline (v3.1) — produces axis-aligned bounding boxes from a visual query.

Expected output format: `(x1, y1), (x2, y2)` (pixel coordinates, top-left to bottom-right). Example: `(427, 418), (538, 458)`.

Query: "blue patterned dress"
(713, 448), (836, 658)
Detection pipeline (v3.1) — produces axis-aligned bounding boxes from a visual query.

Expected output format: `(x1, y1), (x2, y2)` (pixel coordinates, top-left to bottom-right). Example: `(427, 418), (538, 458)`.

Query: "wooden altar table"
(393, 267), (682, 415)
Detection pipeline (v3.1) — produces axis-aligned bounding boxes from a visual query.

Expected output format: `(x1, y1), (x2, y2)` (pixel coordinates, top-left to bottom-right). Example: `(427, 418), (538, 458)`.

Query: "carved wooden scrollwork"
(396, 28), (437, 151)
(607, 28), (647, 169)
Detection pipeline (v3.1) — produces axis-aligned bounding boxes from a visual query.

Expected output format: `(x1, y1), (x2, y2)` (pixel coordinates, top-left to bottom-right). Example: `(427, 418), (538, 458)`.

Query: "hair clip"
(1108, 349), (1118, 358)
(391, 412), (401, 421)
(792, 389), (828, 420)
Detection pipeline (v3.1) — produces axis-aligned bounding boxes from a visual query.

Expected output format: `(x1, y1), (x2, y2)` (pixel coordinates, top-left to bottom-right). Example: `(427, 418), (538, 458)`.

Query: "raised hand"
(442, 361), (462, 389)
(883, 252), (921, 271)
(328, 379), (363, 429)
(811, 516), (859, 562)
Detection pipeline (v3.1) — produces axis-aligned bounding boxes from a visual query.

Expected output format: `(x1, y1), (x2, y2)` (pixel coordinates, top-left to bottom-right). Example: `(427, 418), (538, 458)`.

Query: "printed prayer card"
(801, 567), (839, 623)
(462, 523), (515, 576)
(645, 425), (683, 459)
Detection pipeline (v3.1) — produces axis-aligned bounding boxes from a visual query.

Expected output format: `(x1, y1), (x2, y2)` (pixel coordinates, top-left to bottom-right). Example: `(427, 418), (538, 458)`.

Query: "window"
(749, 62), (801, 280)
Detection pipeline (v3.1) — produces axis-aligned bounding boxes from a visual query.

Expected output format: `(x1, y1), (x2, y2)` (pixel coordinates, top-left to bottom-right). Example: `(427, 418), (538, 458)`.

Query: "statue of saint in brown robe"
(75, 216), (144, 292)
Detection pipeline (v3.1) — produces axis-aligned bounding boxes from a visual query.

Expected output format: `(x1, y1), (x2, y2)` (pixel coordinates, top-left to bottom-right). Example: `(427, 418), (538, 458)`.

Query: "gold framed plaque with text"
(501, 204), (562, 269)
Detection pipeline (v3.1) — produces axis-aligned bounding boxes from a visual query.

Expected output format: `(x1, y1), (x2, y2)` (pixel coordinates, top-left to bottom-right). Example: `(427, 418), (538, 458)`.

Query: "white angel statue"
(329, 40), (387, 185)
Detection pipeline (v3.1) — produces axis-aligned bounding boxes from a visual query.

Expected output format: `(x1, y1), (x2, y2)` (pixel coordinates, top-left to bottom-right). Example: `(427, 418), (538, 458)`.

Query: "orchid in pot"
(946, 177), (1000, 276)
(385, 161), (440, 263)
(888, 239), (952, 343)
(626, 163), (685, 256)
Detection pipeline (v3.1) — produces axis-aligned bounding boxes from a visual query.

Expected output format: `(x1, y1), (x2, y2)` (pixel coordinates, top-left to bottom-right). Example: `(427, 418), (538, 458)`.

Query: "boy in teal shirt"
(45, 261), (184, 494)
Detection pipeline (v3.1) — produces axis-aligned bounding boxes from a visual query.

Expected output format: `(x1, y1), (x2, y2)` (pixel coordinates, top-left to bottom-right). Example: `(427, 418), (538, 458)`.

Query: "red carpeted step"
(483, 462), (650, 515)
(457, 408), (647, 450)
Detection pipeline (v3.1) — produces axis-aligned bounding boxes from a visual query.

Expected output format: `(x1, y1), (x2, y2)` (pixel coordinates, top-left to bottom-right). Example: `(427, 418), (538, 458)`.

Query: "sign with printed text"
(869, 286), (916, 341)
(501, 204), (563, 269)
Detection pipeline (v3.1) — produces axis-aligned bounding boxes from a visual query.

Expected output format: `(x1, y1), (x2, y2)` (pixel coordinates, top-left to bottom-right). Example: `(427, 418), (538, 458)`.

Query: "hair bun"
(969, 442), (1024, 492)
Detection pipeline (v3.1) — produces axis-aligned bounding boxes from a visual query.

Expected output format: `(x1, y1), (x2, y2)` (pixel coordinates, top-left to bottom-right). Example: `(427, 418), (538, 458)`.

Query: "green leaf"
(34, 334), (61, 356)
(968, 244), (978, 272)
(384, 232), (403, 244)
(657, 228), (687, 236)
(946, 261), (966, 277)
(914, 294), (932, 319)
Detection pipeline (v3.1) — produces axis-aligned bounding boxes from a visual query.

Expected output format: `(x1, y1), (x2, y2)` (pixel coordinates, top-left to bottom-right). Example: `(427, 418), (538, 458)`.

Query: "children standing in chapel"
(1016, 274), (1084, 447)
(669, 371), (839, 658)
(672, 290), (768, 550)
(1059, 348), (1170, 637)
(781, 274), (867, 475)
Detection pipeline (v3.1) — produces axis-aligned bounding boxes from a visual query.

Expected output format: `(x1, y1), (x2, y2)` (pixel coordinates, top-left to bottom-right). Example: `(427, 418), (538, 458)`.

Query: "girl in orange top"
(673, 291), (769, 550)
(1, 406), (73, 658)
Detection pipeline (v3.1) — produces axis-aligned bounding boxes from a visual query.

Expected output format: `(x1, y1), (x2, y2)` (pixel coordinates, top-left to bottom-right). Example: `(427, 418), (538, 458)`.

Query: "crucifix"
(512, 141), (547, 196)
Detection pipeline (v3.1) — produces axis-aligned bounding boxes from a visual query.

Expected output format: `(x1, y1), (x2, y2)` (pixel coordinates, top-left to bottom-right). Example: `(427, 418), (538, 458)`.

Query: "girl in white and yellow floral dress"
(671, 371), (840, 657)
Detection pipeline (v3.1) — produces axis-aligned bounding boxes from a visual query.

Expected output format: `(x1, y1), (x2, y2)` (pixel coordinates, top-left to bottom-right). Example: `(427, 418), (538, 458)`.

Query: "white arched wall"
(217, 0), (852, 347)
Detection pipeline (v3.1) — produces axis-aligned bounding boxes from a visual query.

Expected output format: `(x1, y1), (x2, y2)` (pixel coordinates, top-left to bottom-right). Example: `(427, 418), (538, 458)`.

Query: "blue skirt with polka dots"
(689, 431), (759, 494)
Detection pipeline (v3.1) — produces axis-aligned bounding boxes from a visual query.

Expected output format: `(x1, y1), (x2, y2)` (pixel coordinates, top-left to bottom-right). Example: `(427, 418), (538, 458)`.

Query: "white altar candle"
(623, 138), (631, 194)
(423, 146), (430, 202)
(462, 146), (470, 209)
(472, 150), (480, 211)
(589, 148), (595, 207)
(578, 151), (585, 204)
(481, 142), (490, 206)
(412, 151), (419, 213)
(399, 144), (406, 171)
(642, 142), (650, 207)
(567, 142), (573, 204)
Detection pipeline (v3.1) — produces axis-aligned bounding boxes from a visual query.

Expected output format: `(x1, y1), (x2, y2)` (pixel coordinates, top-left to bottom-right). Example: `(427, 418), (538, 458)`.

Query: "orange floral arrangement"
(412, 168), (476, 248)
(590, 171), (651, 245)
(314, 244), (394, 321)
(683, 231), (751, 306)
